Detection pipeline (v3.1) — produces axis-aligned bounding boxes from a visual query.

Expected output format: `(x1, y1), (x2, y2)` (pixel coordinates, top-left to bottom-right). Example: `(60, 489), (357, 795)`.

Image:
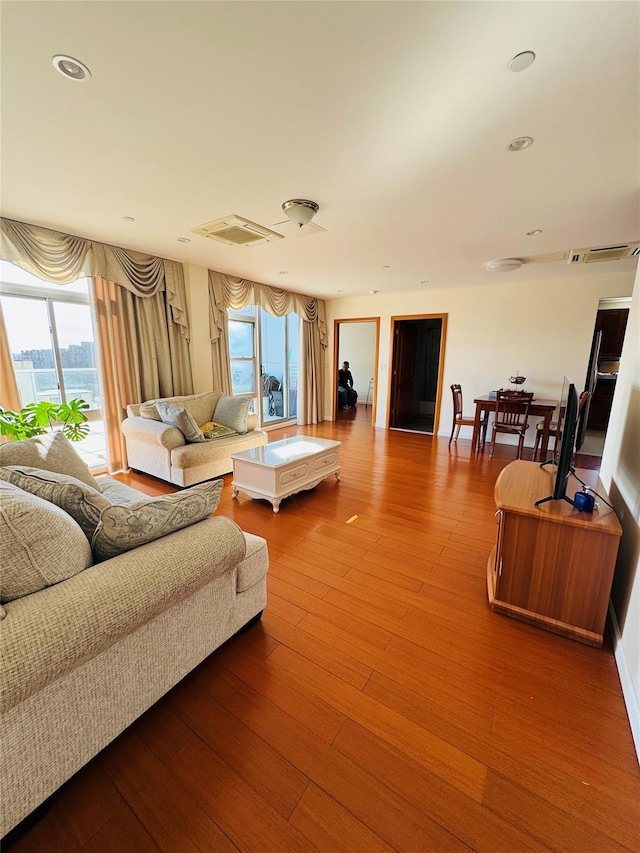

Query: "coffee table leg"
(232, 485), (239, 500)
(272, 498), (281, 513)
(334, 471), (341, 481)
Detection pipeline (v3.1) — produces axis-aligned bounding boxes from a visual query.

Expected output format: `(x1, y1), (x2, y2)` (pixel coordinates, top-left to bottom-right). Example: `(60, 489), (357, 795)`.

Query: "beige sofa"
(121, 390), (268, 487)
(0, 434), (268, 838)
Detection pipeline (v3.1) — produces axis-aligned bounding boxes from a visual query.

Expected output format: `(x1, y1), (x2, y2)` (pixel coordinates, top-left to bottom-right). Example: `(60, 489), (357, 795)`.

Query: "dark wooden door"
(390, 321), (417, 427)
(595, 308), (628, 359)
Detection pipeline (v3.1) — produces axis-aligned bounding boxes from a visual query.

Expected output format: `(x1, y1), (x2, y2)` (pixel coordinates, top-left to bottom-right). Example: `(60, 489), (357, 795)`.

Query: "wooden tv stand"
(488, 460), (621, 646)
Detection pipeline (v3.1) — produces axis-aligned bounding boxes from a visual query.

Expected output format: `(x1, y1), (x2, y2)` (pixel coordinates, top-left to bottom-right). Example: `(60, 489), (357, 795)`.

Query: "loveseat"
(121, 390), (268, 487)
(0, 432), (268, 838)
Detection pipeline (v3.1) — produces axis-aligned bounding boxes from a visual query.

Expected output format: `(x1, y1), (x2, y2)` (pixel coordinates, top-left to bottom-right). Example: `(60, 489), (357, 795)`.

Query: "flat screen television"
(535, 378), (578, 508)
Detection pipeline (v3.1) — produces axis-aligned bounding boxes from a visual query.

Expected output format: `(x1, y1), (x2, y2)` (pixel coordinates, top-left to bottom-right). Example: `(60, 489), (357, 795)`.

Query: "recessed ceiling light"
(420, 280), (429, 284)
(177, 237), (191, 243)
(507, 136), (534, 152)
(526, 229), (542, 236)
(382, 265), (390, 269)
(370, 289), (380, 295)
(338, 289), (345, 293)
(123, 216), (136, 222)
(279, 270), (288, 275)
(52, 54), (91, 82)
(509, 51), (536, 72)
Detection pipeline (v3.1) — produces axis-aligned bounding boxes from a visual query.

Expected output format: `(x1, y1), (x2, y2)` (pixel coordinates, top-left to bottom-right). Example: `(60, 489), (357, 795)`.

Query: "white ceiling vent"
(567, 243), (640, 264)
(190, 215), (284, 247)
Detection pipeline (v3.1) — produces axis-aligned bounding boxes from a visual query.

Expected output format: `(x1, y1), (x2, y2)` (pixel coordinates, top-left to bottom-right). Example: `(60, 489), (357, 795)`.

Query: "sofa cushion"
(213, 395), (251, 434)
(156, 402), (206, 443)
(0, 466), (110, 541)
(140, 391), (220, 426)
(200, 421), (237, 440)
(0, 480), (93, 602)
(0, 432), (102, 492)
(92, 479), (224, 561)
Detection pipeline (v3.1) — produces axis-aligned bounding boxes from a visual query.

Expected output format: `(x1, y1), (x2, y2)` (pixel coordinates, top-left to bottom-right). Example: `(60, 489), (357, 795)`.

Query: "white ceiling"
(1, 1), (639, 299)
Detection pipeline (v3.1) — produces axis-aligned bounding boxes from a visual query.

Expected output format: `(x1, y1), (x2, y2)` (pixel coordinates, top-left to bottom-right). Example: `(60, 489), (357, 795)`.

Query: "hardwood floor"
(9, 410), (640, 851)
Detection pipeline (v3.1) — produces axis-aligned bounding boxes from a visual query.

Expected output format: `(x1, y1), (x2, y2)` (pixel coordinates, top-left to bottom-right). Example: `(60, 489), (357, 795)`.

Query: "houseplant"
(0, 398), (90, 442)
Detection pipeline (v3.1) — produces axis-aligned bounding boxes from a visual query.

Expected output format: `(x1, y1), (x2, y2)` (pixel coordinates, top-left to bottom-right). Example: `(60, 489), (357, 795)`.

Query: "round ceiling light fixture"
(485, 258), (524, 273)
(507, 136), (534, 152)
(526, 229), (542, 236)
(177, 237), (191, 243)
(52, 54), (91, 81)
(509, 51), (536, 72)
(282, 199), (319, 228)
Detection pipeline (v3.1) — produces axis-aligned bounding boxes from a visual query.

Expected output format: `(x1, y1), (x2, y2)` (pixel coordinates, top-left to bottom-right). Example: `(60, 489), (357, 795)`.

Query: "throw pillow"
(0, 466), (110, 541)
(199, 421), (237, 440)
(0, 431), (102, 492)
(0, 480), (93, 602)
(92, 479), (223, 561)
(213, 395), (251, 435)
(156, 402), (205, 443)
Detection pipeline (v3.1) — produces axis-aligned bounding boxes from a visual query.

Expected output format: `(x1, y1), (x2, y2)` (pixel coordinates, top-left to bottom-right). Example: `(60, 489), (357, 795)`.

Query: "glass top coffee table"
(231, 436), (341, 512)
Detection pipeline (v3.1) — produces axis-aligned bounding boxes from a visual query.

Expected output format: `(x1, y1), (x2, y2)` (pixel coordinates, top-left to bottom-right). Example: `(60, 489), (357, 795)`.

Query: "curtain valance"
(208, 270), (327, 347)
(1, 218), (189, 338)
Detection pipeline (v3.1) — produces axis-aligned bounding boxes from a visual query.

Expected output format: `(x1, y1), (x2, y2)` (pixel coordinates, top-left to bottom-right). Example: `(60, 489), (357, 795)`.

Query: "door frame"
(387, 313), (448, 432)
(333, 317), (380, 423)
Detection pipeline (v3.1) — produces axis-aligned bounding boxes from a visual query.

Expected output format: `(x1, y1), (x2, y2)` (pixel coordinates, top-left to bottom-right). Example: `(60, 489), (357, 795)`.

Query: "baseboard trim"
(609, 599), (640, 765)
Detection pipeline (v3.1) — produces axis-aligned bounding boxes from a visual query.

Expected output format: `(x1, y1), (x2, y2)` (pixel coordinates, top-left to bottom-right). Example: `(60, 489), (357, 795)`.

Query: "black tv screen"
(535, 378), (578, 508)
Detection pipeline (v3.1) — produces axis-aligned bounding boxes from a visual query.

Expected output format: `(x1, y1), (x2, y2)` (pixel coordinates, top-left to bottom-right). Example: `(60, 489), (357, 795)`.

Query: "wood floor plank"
(101, 729), (237, 852)
(289, 783), (395, 853)
(223, 682), (470, 852)
(266, 644), (488, 801)
(168, 736), (316, 853)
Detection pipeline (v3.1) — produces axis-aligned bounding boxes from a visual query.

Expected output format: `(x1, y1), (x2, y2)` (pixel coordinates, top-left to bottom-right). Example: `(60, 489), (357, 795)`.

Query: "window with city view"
(0, 261), (107, 468)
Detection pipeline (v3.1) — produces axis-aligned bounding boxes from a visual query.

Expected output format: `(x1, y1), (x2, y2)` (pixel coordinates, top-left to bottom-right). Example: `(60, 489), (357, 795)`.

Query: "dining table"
(472, 394), (558, 459)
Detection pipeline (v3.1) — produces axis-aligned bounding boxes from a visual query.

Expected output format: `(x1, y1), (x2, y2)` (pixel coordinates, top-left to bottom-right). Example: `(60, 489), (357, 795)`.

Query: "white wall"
(325, 270), (635, 444)
(599, 264), (640, 760)
(337, 322), (376, 403)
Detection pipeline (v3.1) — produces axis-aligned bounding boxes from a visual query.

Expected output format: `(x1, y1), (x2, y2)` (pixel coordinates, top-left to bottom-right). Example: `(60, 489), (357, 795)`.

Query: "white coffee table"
(231, 436), (341, 512)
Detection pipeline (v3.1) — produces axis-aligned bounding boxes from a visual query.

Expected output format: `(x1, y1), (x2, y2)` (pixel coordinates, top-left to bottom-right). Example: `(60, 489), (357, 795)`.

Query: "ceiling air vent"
(190, 215), (284, 247)
(567, 243), (640, 264)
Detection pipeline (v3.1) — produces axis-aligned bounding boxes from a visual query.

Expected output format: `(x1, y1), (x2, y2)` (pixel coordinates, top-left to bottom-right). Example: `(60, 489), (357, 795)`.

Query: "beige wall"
(599, 264), (640, 759)
(326, 270), (635, 443)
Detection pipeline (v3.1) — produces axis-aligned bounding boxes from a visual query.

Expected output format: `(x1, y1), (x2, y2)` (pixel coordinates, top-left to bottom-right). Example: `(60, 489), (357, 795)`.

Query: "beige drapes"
(207, 274), (232, 394)
(208, 270), (326, 424)
(93, 278), (194, 473)
(0, 301), (21, 411)
(1, 218), (194, 471)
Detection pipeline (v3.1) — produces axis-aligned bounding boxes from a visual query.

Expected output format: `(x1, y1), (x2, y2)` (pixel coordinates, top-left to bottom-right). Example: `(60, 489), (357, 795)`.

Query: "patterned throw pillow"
(199, 421), (237, 440)
(0, 480), (93, 602)
(156, 402), (205, 443)
(213, 395), (251, 435)
(0, 466), (110, 541)
(92, 480), (223, 561)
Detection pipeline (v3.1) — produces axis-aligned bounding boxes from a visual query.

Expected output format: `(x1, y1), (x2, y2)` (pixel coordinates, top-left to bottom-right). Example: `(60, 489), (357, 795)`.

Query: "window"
(228, 306), (300, 425)
(1, 261), (106, 467)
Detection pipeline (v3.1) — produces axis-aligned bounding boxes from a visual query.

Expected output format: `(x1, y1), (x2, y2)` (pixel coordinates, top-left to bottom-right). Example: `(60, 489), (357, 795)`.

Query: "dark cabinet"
(595, 308), (628, 359)
(588, 377), (616, 430)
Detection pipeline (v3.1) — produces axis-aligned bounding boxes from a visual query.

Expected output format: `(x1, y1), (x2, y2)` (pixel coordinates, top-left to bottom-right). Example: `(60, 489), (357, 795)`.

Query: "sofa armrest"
(0, 516), (247, 712)
(121, 416), (185, 450)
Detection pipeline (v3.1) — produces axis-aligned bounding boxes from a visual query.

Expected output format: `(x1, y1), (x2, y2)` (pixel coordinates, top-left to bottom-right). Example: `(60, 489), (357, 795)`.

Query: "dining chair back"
(489, 390), (534, 459)
(533, 390), (590, 461)
(449, 384), (488, 449)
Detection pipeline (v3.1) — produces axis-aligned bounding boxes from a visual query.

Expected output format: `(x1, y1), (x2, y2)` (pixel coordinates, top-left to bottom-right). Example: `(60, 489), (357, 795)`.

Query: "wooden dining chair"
(533, 390), (590, 461)
(449, 384), (488, 449)
(489, 390), (534, 459)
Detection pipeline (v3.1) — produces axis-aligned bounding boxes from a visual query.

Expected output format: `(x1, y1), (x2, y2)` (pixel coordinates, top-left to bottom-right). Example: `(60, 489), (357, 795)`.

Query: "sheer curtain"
(208, 270), (327, 424)
(1, 218), (193, 471)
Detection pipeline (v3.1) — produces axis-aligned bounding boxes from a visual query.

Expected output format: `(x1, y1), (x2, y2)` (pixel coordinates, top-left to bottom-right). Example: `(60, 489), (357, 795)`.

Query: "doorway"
(577, 299), (630, 465)
(333, 318), (379, 424)
(388, 314), (447, 434)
